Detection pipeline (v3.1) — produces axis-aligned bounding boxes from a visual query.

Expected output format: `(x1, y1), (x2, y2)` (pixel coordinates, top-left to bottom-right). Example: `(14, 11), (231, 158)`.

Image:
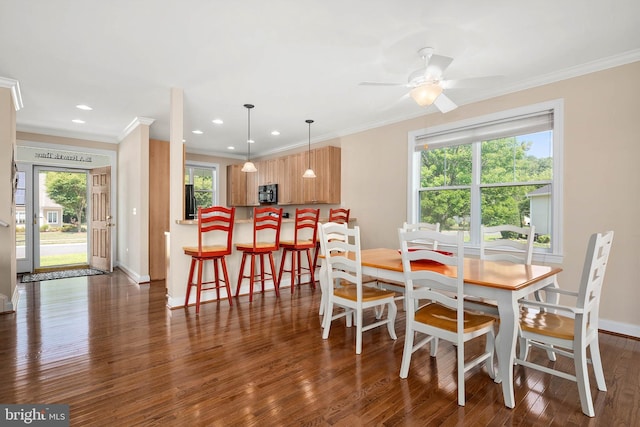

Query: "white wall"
(0, 87), (17, 311)
(117, 123), (150, 282)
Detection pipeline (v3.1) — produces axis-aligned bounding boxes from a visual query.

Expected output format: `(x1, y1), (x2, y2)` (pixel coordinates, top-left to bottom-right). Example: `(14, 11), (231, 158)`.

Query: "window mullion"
(470, 141), (482, 245)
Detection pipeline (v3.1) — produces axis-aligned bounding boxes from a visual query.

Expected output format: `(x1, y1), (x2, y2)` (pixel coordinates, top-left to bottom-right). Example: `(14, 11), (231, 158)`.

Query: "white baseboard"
(600, 319), (640, 339)
(116, 263), (151, 284)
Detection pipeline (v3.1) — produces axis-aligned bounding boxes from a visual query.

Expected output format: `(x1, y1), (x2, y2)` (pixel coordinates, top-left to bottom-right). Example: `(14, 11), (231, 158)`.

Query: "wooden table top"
(342, 248), (562, 291)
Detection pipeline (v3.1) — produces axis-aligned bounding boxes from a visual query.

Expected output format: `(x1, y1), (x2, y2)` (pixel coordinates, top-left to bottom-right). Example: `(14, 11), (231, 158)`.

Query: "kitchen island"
(165, 216), (354, 308)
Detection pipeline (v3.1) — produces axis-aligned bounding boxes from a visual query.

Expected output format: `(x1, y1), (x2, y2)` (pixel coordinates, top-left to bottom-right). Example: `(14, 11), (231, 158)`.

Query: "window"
(408, 100), (563, 262)
(185, 163), (218, 209)
(47, 211), (58, 224)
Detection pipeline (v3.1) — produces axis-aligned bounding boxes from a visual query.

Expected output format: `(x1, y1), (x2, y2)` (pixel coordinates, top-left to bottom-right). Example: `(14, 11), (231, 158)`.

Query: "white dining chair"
(464, 224), (537, 316)
(398, 228), (496, 406)
(320, 223), (397, 354)
(402, 222), (440, 250)
(516, 230), (614, 417)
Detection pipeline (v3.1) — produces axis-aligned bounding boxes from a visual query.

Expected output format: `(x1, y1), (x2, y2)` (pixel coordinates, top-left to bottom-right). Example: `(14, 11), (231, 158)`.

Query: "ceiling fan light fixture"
(242, 104), (257, 173)
(410, 82), (443, 106)
(303, 119), (316, 179)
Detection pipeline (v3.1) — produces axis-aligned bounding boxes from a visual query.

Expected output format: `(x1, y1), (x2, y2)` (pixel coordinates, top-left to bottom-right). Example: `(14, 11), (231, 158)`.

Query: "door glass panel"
(38, 170), (88, 268)
(15, 171), (26, 261)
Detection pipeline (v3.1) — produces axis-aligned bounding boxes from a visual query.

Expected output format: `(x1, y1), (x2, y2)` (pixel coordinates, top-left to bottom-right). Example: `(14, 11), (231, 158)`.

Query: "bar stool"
(183, 206), (235, 313)
(313, 207), (350, 271)
(278, 208), (320, 293)
(235, 207), (283, 302)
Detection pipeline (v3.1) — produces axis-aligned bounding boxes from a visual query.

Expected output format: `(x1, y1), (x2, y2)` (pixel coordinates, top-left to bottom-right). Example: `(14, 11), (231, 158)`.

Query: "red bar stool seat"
(183, 206), (235, 313)
(235, 207), (283, 302)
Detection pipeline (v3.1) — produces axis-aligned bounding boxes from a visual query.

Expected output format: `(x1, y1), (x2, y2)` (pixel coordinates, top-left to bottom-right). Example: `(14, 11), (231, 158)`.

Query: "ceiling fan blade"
(425, 54), (453, 79)
(359, 81), (406, 87)
(434, 92), (458, 113)
(442, 75), (504, 89)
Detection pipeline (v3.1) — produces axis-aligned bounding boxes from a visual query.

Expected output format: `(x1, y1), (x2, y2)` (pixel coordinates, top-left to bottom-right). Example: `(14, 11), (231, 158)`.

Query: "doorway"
(16, 164), (113, 274)
(33, 167), (89, 271)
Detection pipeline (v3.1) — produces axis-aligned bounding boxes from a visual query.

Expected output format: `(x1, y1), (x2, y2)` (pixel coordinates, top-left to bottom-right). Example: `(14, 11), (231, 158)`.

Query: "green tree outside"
(419, 135), (552, 238)
(45, 171), (87, 232)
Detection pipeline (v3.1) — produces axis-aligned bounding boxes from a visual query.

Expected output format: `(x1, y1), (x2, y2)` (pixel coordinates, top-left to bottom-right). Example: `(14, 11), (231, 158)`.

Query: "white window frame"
(185, 161), (219, 207)
(407, 99), (564, 264)
(47, 211), (58, 224)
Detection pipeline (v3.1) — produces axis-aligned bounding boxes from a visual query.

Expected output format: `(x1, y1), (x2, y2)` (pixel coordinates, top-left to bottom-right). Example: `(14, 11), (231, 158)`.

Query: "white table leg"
(494, 292), (519, 408)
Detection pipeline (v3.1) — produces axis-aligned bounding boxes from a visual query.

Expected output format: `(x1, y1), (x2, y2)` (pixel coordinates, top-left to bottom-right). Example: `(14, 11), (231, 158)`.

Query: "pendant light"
(302, 119), (316, 178)
(241, 104), (257, 173)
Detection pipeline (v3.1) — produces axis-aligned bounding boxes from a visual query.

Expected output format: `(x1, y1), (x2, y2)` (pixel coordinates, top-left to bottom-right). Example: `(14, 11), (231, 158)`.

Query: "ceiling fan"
(360, 47), (498, 113)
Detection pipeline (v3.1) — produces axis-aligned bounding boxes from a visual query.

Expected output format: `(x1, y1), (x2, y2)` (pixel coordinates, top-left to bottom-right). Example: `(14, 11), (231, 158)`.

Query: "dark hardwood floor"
(1, 269), (637, 426)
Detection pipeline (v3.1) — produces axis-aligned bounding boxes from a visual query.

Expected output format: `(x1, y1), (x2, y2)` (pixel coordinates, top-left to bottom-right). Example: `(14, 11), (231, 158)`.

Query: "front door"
(89, 166), (112, 272)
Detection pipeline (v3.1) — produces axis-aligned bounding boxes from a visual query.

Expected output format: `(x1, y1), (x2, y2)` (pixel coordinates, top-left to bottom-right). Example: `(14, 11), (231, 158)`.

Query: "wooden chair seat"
(415, 303), (495, 333)
(236, 242), (278, 252)
(280, 239), (314, 247)
(520, 307), (576, 340)
(334, 284), (396, 302)
(183, 245), (229, 257)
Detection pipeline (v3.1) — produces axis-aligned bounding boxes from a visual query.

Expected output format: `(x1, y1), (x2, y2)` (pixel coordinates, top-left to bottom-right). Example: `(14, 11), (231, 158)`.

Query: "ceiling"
(2, 1), (639, 158)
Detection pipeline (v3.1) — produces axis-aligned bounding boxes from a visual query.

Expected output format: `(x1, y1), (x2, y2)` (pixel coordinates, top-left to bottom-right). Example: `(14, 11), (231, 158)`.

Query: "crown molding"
(119, 116), (155, 141)
(16, 123), (119, 144)
(0, 76), (24, 111)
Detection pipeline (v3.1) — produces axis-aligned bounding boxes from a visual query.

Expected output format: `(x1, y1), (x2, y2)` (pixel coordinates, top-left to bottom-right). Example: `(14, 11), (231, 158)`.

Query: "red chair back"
(329, 208), (350, 224)
(293, 208), (320, 247)
(252, 207), (283, 251)
(197, 206), (235, 255)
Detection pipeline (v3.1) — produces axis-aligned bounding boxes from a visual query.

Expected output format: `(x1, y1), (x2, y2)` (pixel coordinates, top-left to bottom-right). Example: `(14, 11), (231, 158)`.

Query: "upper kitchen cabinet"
(227, 164), (259, 207)
(258, 158), (277, 185)
(303, 146), (341, 204)
(227, 146), (340, 206)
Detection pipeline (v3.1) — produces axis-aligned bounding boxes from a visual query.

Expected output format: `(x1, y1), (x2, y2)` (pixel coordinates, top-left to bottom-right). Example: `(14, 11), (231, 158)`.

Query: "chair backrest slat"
(329, 208), (350, 224)
(480, 224), (535, 265)
(577, 231), (614, 330)
(293, 208), (320, 246)
(197, 206), (235, 255)
(399, 228), (464, 331)
(252, 207), (283, 251)
(320, 222), (362, 295)
(403, 222), (440, 250)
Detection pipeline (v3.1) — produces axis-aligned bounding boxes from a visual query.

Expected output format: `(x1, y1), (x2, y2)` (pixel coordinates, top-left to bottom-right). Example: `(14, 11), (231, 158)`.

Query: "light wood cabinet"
(227, 164), (259, 206)
(303, 146), (341, 204)
(228, 146), (340, 206)
(258, 158), (277, 185)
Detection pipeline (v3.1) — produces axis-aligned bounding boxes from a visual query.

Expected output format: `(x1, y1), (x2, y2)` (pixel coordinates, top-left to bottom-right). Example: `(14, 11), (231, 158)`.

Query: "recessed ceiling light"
(192, 130), (203, 135)
(227, 146), (235, 150)
(271, 130), (280, 136)
(212, 119), (224, 125)
(72, 119), (85, 124)
(76, 104), (92, 111)
(247, 139), (255, 144)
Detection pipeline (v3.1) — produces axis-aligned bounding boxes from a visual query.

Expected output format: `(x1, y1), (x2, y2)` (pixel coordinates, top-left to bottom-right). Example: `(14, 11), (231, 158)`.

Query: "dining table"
(318, 247), (562, 409)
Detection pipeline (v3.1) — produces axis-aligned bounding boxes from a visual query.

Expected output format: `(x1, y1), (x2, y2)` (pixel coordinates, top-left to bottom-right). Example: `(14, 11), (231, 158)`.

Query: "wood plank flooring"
(0, 269), (638, 426)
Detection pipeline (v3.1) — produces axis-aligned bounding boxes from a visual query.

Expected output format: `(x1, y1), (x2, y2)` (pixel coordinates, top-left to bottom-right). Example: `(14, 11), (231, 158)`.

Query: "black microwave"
(258, 184), (278, 204)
